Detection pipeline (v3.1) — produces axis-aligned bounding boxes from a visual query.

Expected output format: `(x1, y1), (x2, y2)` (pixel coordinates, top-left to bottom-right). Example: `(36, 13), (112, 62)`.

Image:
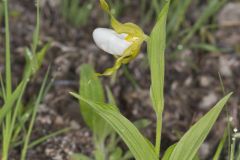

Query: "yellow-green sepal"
(97, 40), (143, 76)
(100, 0), (110, 13)
(98, 0), (148, 76)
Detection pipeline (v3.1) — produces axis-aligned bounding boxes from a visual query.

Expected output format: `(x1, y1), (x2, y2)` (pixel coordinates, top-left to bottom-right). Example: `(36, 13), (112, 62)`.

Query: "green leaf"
(213, 130), (227, 160)
(169, 93), (232, 160)
(36, 42), (50, 70)
(0, 72), (6, 100)
(122, 151), (133, 160)
(24, 43), (50, 76)
(167, 0), (192, 34)
(193, 154), (201, 160)
(162, 144), (176, 160)
(0, 82), (24, 125)
(182, 0), (227, 44)
(24, 48), (35, 77)
(61, 0), (93, 27)
(147, 0), (170, 155)
(94, 149), (105, 160)
(133, 119), (151, 130)
(21, 67), (51, 160)
(106, 86), (117, 106)
(79, 64), (110, 140)
(70, 93), (158, 160)
(109, 147), (123, 160)
(147, 0), (170, 114)
(28, 127), (70, 149)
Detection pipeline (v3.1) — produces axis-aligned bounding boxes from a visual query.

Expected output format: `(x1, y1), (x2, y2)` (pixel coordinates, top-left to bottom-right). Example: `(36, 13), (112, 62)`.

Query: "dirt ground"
(1, 0), (240, 160)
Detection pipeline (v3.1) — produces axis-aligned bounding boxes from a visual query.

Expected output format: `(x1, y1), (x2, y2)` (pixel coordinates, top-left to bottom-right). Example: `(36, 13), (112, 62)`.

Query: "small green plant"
(71, 64), (151, 160)
(0, 1), (68, 160)
(71, 0), (232, 160)
(60, 0), (94, 27)
(1, 0), (48, 159)
(70, 64), (151, 160)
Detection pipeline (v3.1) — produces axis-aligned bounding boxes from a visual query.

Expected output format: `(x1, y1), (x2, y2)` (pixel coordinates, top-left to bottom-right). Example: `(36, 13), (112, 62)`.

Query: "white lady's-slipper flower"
(93, 28), (132, 56)
(93, 0), (148, 76)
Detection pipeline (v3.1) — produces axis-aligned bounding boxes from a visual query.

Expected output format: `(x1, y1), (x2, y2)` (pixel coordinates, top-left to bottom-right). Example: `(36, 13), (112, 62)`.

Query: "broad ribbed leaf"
(169, 93), (232, 160)
(147, 0), (170, 114)
(162, 144), (176, 160)
(71, 93), (158, 160)
(79, 64), (110, 139)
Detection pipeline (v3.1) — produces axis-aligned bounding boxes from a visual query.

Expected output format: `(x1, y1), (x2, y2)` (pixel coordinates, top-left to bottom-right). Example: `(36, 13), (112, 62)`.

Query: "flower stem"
(155, 114), (162, 158)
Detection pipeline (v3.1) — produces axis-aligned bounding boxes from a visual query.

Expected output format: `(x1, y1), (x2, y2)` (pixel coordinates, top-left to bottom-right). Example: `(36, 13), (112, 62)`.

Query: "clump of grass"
(167, 0), (227, 52)
(138, 0), (228, 53)
(0, 1), (68, 159)
(60, 0), (94, 27)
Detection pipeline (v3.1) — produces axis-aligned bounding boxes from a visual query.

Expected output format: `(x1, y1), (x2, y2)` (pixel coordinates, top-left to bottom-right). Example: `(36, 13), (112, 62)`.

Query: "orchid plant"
(71, 0), (232, 160)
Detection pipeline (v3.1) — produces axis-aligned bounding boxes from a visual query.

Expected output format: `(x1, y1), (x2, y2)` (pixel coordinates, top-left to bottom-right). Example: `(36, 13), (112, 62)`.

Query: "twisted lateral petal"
(93, 28), (132, 56)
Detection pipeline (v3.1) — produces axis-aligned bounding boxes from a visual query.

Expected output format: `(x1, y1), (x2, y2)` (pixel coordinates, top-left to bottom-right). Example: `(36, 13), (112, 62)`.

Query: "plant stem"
(4, 0), (12, 98)
(155, 114), (162, 157)
(2, 0), (11, 159)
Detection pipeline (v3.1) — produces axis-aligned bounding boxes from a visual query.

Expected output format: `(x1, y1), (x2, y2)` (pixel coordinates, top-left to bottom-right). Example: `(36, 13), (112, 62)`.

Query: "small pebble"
(199, 92), (218, 109)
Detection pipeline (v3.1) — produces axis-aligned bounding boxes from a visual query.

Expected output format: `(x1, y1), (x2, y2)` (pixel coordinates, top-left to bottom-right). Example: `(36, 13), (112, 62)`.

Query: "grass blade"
(0, 82), (24, 124)
(168, 0), (192, 35)
(213, 130), (227, 160)
(3, 0), (12, 97)
(106, 86), (117, 106)
(28, 127), (70, 148)
(0, 73), (6, 100)
(182, 0), (227, 44)
(21, 68), (50, 160)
